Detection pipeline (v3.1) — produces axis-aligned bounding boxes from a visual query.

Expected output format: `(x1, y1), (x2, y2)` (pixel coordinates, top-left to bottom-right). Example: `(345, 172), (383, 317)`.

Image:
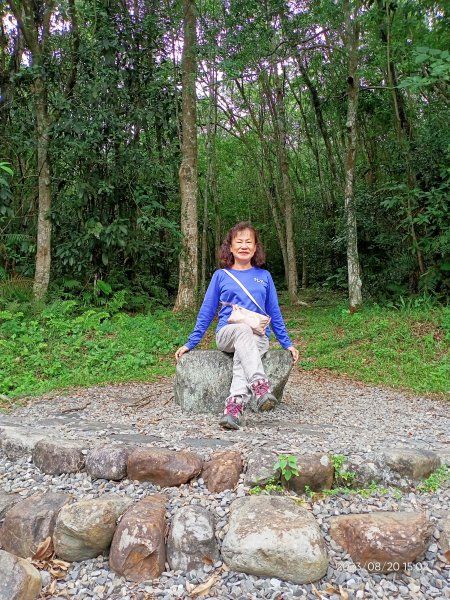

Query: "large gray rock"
(167, 506), (219, 571)
(85, 445), (131, 481)
(244, 449), (278, 487)
(0, 492), (21, 522)
(175, 350), (293, 414)
(0, 492), (70, 558)
(0, 426), (46, 460)
(0, 549), (42, 600)
(53, 494), (133, 562)
(221, 496), (328, 584)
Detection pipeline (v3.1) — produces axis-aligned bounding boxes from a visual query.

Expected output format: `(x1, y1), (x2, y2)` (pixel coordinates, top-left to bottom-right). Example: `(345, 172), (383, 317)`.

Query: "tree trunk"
(377, 0), (426, 277)
(274, 79), (298, 303)
(33, 75), (52, 300)
(344, 2), (362, 311)
(174, 0), (198, 311)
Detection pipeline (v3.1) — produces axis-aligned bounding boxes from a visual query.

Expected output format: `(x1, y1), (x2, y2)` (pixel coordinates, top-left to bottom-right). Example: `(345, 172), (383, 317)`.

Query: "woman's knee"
(234, 323), (253, 337)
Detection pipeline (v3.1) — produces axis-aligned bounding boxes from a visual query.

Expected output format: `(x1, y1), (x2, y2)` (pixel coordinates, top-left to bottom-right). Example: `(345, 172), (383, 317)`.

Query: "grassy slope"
(0, 294), (448, 406)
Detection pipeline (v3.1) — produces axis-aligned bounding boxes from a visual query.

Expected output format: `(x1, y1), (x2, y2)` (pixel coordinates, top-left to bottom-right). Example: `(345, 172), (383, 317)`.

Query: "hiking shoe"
(251, 378), (276, 412)
(219, 396), (244, 430)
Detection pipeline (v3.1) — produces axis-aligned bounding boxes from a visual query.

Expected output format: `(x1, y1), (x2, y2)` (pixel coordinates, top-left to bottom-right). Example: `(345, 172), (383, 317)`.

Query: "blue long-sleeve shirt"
(186, 267), (293, 350)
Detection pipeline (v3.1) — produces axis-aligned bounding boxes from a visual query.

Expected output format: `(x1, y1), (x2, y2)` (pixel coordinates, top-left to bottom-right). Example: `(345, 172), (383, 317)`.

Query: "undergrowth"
(0, 292), (448, 406)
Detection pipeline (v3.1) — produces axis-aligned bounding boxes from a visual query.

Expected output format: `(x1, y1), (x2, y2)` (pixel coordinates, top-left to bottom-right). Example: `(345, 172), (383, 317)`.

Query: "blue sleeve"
(265, 272), (293, 349)
(185, 271), (221, 350)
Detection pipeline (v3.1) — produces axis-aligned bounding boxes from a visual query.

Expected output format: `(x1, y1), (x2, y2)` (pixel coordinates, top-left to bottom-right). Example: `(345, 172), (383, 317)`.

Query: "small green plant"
(249, 476), (284, 495)
(332, 454), (356, 486)
(273, 454), (300, 485)
(417, 465), (450, 493)
(304, 484), (315, 498)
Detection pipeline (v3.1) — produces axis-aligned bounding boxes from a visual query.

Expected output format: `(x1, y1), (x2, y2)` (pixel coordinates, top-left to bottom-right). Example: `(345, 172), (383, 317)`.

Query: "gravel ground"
(1, 369), (449, 600)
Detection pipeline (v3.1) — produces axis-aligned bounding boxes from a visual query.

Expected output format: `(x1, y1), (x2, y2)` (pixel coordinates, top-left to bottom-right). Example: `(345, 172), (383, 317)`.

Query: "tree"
(174, 0), (198, 311)
(343, 0), (362, 310)
(8, 0), (79, 299)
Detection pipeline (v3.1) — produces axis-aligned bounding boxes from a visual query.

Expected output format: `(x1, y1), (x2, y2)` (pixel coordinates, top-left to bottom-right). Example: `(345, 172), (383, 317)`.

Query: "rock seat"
(174, 349), (293, 414)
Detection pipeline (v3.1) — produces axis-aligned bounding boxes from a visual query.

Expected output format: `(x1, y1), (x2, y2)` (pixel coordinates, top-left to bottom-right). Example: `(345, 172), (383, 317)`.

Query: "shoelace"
(252, 379), (271, 397)
(225, 398), (243, 417)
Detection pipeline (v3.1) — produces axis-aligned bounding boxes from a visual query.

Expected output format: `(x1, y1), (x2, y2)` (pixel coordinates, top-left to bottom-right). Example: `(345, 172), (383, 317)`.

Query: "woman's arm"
(265, 272), (299, 363)
(175, 272), (220, 359)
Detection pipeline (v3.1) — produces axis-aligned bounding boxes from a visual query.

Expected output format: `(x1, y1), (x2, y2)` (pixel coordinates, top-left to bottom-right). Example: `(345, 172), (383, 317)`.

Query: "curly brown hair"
(218, 222), (266, 268)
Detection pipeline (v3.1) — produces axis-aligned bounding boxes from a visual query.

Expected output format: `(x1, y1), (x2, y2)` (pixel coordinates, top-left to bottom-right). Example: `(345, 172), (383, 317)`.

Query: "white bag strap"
(222, 269), (269, 316)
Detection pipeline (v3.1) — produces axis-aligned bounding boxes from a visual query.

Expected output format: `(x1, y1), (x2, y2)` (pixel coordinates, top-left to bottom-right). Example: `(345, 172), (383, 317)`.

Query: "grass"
(283, 291), (449, 398)
(0, 291), (448, 407)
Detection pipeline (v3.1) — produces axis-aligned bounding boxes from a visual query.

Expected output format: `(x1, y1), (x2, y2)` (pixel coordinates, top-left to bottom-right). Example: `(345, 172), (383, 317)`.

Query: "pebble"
(0, 372), (448, 600)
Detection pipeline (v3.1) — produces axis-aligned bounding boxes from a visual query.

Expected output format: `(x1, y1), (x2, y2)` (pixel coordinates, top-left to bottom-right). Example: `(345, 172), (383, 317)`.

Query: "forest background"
(0, 0), (449, 402)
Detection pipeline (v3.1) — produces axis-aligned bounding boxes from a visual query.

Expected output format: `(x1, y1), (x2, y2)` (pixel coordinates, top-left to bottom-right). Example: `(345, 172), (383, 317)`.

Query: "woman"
(175, 222), (299, 430)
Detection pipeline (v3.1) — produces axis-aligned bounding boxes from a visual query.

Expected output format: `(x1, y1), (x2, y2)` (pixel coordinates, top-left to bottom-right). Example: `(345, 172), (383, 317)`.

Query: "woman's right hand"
(175, 345), (190, 361)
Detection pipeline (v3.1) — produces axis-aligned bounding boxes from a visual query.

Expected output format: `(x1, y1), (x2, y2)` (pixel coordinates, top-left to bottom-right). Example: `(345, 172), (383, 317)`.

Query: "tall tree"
(343, 0), (362, 310)
(9, 0), (55, 299)
(8, 0), (78, 299)
(174, 0), (198, 311)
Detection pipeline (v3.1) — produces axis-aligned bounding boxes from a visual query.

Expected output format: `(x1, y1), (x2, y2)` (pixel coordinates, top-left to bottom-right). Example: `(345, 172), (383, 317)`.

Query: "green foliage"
(287, 299), (450, 396)
(0, 304), (195, 401)
(332, 454), (356, 486)
(399, 47), (450, 91)
(248, 476), (284, 496)
(417, 465), (450, 493)
(273, 454), (300, 483)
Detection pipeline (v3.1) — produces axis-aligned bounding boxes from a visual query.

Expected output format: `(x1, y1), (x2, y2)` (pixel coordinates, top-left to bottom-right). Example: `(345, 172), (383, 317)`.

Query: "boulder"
(174, 350), (293, 414)
(53, 494), (133, 562)
(440, 513), (450, 556)
(0, 426), (46, 460)
(0, 549), (42, 600)
(109, 494), (166, 582)
(244, 449), (278, 487)
(221, 496), (328, 584)
(343, 449), (441, 490)
(32, 439), (85, 475)
(340, 454), (384, 488)
(202, 450), (242, 493)
(167, 506), (219, 571)
(85, 445), (131, 481)
(288, 454), (334, 493)
(329, 511), (433, 572)
(127, 448), (202, 487)
(0, 491), (21, 522)
(379, 448), (441, 481)
(0, 492), (69, 558)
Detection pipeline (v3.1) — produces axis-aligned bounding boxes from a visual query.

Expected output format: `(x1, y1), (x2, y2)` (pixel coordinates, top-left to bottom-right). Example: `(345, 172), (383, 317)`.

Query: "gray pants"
(216, 324), (269, 403)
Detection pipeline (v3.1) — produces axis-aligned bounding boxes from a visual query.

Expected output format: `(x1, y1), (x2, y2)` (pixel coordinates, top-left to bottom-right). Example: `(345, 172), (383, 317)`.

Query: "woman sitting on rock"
(175, 222), (299, 430)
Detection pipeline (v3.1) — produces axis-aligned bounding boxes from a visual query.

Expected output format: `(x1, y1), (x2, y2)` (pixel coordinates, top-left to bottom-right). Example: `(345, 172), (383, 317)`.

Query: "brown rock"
(288, 454), (334, 493)
(109, 494), (167, 582)
(32, 439), (85, 475)
(0, 492), (70, 559)
(127, 448), (202, 487)
(0, 549), (42, 600)
(330, 511), (433, 572)
(202, 450), (243, 493)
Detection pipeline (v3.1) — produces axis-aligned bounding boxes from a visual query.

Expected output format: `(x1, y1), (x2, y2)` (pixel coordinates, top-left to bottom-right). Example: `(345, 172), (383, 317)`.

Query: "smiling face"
(230, 228), (257, 266)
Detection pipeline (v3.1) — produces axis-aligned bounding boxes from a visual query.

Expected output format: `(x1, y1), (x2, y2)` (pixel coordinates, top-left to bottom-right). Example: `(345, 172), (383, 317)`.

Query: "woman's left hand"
(287, 345), (299, 364)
